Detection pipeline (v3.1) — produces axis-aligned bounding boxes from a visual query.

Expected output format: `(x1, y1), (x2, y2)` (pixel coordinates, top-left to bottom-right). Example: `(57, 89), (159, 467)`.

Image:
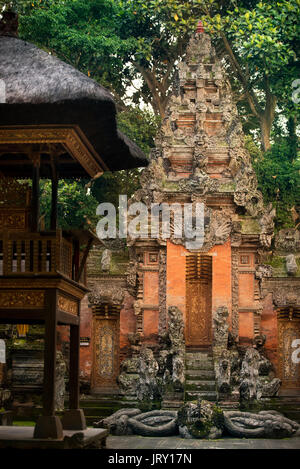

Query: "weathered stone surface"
(239, 348), (261, 400)
(213, 306), (229, 349)
(94, 408), (141, 435)
(167, 306), (185, 391)
(118, 372), (139, 396)
(55, 351), (66, 412)
(178, 399), (224, 439)
(94, 409), (178, 437)
(275, 228), (300, 252)
(101, 249), (111, 272)
(286, 254), (298, 276)
(224, 410), (300, 438)
(215, 350), (231, 394)
(136, 347), (159, 401)
(128, 410), (178, 436)
(259, 377), (281, 397)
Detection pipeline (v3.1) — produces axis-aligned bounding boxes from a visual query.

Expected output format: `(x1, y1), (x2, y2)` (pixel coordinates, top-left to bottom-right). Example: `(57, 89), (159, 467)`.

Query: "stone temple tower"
(90, 28), (300, 405)
(126, 27), (274, 343)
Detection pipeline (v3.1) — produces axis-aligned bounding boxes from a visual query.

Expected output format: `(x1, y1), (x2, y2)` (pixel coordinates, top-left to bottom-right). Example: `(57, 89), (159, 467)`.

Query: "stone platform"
(107, 435), (300, 449)
(0, 426), (108, 449)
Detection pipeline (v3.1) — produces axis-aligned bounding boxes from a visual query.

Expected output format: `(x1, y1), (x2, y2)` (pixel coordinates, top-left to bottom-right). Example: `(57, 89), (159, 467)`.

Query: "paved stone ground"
(107, 435), (300, 449)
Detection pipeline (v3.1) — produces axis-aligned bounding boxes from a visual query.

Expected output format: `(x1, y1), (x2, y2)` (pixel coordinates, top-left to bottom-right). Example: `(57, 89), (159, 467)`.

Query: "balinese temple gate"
(85, 25), (300, 411)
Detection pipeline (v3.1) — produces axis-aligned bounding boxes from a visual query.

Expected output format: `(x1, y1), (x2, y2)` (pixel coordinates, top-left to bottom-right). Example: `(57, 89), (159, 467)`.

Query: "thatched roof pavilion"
(0, 11), (148, 442)
(0, 35), (147, 178)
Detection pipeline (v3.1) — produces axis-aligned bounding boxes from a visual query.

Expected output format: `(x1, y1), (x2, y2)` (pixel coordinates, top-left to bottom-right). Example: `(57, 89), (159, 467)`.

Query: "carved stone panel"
(92, 315), (120, 391)
(186, 255), (212, 347)
(278, 319), (300, 389)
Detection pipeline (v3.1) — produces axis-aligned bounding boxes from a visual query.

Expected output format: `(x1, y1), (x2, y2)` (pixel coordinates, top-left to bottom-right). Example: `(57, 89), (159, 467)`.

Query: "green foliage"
(40, 179), (99, 230)
(250, 137), (300, 228)
(117, 106), (160, 156)
(91, 106), (159, 208)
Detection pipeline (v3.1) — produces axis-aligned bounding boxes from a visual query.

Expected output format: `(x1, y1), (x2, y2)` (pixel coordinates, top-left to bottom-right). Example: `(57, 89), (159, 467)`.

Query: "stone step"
(185, 391), (218, 402)
(186, 357), (214, 364)
(185, 369), (215, 380)
(185, 353), (213, 360)
(161, 401), (184, 410)
(185, 380), (216, 392)
(186, 362), (215, 371)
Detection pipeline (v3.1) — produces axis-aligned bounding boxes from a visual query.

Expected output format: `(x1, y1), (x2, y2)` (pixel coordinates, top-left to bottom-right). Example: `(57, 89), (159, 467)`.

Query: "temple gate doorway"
(277, 309), (300, 392)
(91, 304), (120, 393)
(185, 255), (212, 348)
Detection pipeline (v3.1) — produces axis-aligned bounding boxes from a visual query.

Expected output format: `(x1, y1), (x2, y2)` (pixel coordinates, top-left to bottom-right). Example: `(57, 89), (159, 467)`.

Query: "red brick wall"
(261, 292), (278, 371)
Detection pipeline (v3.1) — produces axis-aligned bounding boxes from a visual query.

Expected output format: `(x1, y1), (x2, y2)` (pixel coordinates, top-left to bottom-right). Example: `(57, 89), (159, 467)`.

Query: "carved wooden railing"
(0, 230), (72, 279)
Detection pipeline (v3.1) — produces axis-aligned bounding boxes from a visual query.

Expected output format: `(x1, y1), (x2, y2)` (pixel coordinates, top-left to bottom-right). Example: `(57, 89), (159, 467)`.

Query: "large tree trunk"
(260, 84), (277, 152)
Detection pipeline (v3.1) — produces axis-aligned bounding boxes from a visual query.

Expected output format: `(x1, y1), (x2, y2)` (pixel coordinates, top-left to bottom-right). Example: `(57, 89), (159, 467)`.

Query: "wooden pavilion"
(0, 12), (147, 440)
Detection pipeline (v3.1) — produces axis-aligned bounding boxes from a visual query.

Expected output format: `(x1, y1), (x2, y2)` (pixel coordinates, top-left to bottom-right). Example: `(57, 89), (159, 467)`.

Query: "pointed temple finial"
(196, 20), (204, 34)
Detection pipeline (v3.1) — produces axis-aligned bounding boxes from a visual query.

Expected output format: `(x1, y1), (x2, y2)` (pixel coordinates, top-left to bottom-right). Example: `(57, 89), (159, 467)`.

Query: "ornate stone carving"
(100, 249), (111, 272)
(273, 284), (300, 307)
(239, 348), (261, 400)
(136, 347), (159, 401)
(259, 204), (276, 249)
(88, 281), (126, 306)
(178, 399), (224, 439)
(286, 254), (298, 276)
(213, 306), (229, 349)
(224, 411), (300, 438)
(275, 228), (300, 252)
(55, 351), (66, 412)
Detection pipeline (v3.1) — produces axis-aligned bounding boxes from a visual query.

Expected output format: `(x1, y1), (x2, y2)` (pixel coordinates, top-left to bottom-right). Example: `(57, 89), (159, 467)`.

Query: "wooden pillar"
(43, 291), (57, 416)
(50, 155), (58, 231)
(50, 172), (58, 231)
(62, 301), (86, 430)
(31, 155), (40, 232)
(34, 289), (63, 439)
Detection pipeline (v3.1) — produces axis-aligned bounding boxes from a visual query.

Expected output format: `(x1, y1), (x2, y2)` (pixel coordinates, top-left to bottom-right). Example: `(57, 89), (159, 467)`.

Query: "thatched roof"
(0, 36), (148, 172)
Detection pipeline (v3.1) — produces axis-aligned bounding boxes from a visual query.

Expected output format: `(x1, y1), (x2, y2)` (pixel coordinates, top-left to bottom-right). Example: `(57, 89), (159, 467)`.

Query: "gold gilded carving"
(186, 255), (212, 347)
(0, 290), (44, 309)
(0, 212), (26, 230)
(99, 326), (114, 376)
(0, 126), (105, 177)
(58, 294), (78, 315)
(92, 317), (119, 389)
(278, 320), (300, 389)
(0, 179), (31, 207)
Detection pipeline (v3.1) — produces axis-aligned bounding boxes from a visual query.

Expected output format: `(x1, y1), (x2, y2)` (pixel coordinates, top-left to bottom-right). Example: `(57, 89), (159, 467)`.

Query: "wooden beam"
(43, 289), (57, 417)
(57, 310), (80, 326)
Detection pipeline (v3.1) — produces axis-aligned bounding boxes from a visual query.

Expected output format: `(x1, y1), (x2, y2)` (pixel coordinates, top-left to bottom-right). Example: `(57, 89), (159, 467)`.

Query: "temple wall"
(261, 292), (278, 372)
(166, 241), (186, 323)
(79, 295), (93, 383)
(119, 293), (136, 363)
(166, 240), (232, 333)
(211, 240), (232, 324)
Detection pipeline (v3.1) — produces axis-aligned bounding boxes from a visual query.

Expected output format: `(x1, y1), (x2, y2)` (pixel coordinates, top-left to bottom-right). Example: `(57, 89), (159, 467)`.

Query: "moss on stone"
(218, 182), (236, 192)
(240, 217), (260, 234)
